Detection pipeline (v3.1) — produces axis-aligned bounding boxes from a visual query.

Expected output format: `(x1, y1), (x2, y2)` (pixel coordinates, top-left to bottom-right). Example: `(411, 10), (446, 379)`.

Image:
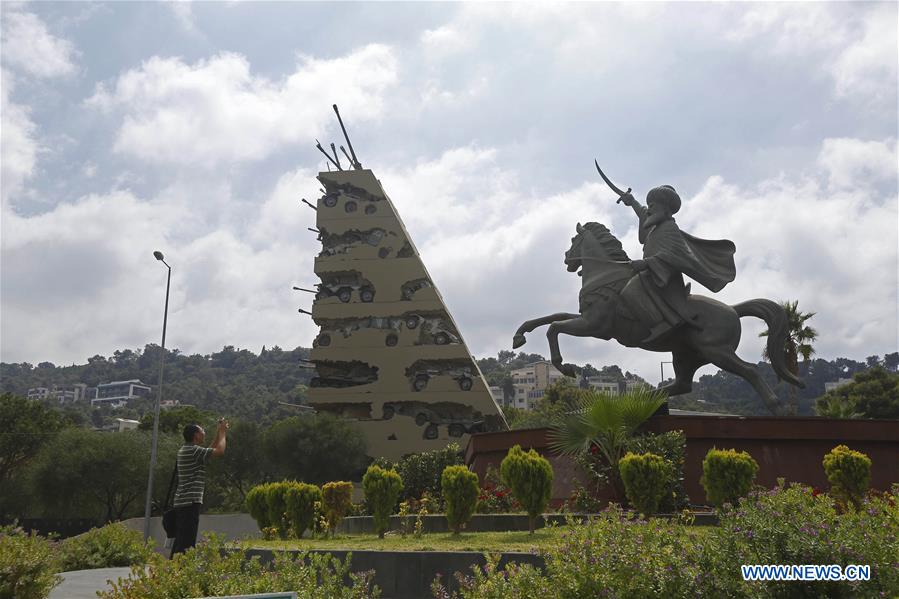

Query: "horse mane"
(582, 222), (630, 261)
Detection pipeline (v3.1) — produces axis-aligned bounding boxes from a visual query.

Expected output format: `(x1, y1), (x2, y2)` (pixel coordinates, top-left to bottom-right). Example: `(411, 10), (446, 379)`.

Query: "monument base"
(464, 415), (899, 506)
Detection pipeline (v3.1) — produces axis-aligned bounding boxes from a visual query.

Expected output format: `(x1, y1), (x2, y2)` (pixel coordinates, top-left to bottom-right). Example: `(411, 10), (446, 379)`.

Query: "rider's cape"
(642, 218), (736, 292)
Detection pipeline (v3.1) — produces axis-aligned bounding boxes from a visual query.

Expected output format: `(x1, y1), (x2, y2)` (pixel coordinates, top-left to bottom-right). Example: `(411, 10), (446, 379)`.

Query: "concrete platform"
(49, 567), (133, 599)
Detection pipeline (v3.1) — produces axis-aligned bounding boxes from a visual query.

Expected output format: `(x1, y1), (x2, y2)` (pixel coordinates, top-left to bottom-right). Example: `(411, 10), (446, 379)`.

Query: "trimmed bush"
(441, 465), (479, 535)
(500, 445), (553, 534)
(618, 452), (672, 516)
(285, 482), (322, 538)
(265, 481), (292, 539)
(322, 481), (354, 536)
(0, 525), (60, 599)
(59, 523), (154, 571)
(362, 465), (403, 539)
(700, 448), (758, 508)
(823, 444), (871, 509)
(624, 430), (688, 512)
(245, 483), (271, 530)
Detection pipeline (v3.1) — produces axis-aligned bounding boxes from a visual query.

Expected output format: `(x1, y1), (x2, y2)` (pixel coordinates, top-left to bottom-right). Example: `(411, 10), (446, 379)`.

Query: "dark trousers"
(170, 503), (200, 558)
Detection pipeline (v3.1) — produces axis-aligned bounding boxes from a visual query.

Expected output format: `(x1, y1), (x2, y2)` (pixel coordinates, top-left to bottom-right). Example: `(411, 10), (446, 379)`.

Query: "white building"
(27, 383), (89, 403)
(26, 387), (50, 400)
(489, 386), (506, 407)
(510, 361), (567, 410)
(91, 379), (152, 408)
(115, 418), (141, 432)
(824, 378), (853, 393)
(586, 377), (620, 395)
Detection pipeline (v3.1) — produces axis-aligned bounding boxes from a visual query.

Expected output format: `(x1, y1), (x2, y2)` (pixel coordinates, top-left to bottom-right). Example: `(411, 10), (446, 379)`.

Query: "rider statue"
(618, 185), (737, 343)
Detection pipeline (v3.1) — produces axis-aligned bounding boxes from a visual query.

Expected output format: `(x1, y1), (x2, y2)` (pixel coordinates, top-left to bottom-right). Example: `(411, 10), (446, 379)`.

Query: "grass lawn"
(242, 528), (565, 552)
(241, 524), (714, 553)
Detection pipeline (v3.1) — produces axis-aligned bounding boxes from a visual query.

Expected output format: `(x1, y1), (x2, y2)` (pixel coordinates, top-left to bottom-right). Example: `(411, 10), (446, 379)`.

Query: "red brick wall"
(465, 416), (899, 507)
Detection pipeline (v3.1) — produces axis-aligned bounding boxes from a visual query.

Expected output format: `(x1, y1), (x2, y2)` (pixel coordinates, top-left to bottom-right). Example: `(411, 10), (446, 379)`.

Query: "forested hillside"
(1, 345), (895, 421)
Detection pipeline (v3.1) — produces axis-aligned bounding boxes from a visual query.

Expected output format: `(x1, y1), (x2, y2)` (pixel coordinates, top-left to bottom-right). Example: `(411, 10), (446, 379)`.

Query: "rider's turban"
(647, 185), (681, 215)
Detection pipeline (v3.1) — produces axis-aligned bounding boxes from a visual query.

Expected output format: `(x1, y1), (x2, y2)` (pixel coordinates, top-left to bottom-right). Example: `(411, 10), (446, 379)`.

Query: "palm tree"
(548, 388), (666, 503)
(760, 300), (818, 415)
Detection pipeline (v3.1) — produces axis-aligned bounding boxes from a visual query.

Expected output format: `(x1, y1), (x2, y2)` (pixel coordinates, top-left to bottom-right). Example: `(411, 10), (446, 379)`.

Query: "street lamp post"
(143, 251), (171, 540)
(660, 361), (673, 385)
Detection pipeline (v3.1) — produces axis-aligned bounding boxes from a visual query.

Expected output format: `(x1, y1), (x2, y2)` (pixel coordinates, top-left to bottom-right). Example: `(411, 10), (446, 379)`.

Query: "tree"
(883, 352), (899, 372)
(815, 366), (899, 419)
(362, 465), (403, 538)
(0, 394), (67, 489)
(207, 420), (271, 508)
(264, 414), (368, 485)
(138, 405), (215, 435)
(441, 465), (479, 535)
(27, 429), (179, 522)
(549, 388), (666, 502)
(761, 300), (817, 415)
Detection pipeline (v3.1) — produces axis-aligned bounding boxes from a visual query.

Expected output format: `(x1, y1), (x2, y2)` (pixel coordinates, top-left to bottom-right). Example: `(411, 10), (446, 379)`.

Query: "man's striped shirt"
(173, 444), (214, 507)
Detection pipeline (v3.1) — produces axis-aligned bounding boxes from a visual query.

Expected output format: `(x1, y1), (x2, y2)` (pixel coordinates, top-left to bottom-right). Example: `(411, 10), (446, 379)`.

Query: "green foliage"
(0, 525), (61, 599)
(58, 523), (154, 571)
(710, 482), (899, 598)
(322, 481), (354, 536)
(0, 393), (67, 492)
(395, 443), (463, 504)
(618, 452), (672, 516)
(264, 482), (292, 539)
(550, 388), (666, 502)
(822, 445), (871, 509)
(499, 445), (553, 533)
(244, 484), (272, 530)
(99, 536), (380, 599)
(361, 465), (403, 539)
(265, 414), (368, 485)
(815, 366), (899, 419)
(433, 484), (899, 598)
(441, 466), (479, 535)
(623, 430), (688, 511)
(285, 482), (322, 539)
(206, 419), (269, 511)
(138, 405), (215, 434)
(26, 428), (178, 522)
(700, 448), (759, 508)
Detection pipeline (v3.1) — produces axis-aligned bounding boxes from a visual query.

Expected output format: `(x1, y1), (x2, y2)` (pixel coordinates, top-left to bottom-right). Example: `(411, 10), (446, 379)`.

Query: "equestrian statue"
(512, 161), (804, 414)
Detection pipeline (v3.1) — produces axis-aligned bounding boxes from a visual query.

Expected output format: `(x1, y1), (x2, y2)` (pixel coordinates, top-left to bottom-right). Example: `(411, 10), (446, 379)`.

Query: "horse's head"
(565, 222), (630, 274)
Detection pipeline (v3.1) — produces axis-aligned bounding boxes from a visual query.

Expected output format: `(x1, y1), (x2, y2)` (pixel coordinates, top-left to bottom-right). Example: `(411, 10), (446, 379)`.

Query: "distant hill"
(2, 345), (894, 422)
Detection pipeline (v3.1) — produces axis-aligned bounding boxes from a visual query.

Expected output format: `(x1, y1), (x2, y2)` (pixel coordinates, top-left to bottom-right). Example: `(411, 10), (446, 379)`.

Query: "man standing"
(170, 418), (228, 558)
(619, 185), (736, 343)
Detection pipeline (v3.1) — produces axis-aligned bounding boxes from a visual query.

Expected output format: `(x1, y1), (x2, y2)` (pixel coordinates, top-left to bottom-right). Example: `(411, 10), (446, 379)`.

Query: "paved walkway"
(49, 567), (133, 599)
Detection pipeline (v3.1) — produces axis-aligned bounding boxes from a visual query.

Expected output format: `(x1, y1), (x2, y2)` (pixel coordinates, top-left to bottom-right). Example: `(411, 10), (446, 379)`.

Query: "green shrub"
(99, 536), (380, 599)
(430, 485), (899, 599)
(700, 448), (758, 508)
(500, 445), (553, 534)
(709, 481), (899, 598)
(396, 443), (462, 505)
(441, 466), (479, 535)
(265, 481), (292, 539)
(245, 483), (271, 530)
(0, 525), (61, 599)
(624, 430), (688, 511)
(618, 452), (672, 516)
(285, 482), (322, 539)
(822, 444), (871, 509)
(322, 481), (354, 536)
(362, 465), (403, 539)
(58, 523), (154, 571)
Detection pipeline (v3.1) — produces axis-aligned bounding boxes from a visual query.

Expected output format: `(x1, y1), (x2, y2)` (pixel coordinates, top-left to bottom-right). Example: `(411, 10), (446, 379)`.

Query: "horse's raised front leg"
(513, 312), (580, 349)
(546, 316), (604, 378)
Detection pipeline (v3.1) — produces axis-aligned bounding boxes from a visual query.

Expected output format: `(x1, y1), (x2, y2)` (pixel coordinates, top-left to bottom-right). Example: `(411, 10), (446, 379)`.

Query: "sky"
(1, 1), (896, 385)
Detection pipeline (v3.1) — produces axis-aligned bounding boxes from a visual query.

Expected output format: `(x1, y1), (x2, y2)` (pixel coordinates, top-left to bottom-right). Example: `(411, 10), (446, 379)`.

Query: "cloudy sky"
(2, 1), (896, 384)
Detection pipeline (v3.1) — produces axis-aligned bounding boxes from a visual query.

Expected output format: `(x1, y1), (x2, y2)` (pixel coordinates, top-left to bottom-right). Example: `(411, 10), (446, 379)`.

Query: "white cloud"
(1, 8), (77, 78)
(0, 70), (38, 206)
(87, 45), (398, 167)
(817, 137), (898, 191)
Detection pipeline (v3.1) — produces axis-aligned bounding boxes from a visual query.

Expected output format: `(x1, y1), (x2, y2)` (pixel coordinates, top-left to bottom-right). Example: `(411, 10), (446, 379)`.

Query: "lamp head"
(153, 251), (164, 261)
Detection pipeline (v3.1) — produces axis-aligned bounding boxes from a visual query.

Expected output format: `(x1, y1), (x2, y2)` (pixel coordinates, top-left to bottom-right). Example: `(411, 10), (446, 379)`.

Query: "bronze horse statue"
(512, 221), (804, 413)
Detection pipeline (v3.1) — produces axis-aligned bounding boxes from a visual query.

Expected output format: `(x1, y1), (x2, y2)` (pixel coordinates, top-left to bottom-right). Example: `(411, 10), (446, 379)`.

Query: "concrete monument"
(301, 107), (506, 460)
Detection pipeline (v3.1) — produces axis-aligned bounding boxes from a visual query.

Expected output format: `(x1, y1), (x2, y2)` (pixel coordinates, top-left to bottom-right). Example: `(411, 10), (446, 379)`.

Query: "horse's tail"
(732, 299), (805, 389)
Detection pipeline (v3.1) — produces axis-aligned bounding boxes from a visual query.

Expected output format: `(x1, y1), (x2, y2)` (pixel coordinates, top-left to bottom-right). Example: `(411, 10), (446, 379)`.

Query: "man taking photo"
(170, 417), (228, 558)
